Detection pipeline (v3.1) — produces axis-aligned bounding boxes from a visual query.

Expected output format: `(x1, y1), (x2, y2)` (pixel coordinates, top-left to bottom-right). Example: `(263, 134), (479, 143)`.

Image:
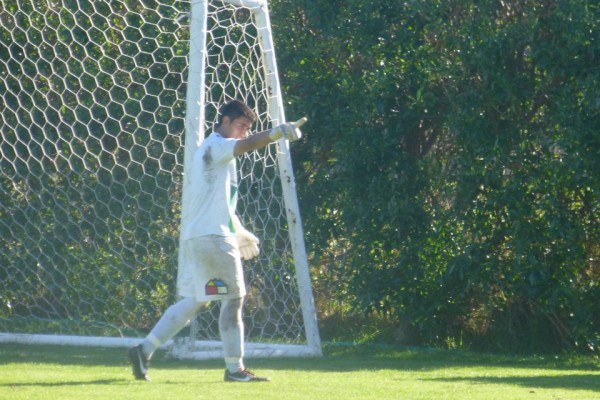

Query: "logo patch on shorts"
(205, 279), (228, 295)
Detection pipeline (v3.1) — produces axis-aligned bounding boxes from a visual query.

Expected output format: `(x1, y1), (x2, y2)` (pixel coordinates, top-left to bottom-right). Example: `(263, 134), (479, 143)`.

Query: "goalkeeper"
(128, 100), (305, 382)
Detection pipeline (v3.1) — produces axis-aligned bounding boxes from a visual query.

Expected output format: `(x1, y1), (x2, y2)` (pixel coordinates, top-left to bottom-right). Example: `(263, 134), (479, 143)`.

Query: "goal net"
(0, 0), (321, 358)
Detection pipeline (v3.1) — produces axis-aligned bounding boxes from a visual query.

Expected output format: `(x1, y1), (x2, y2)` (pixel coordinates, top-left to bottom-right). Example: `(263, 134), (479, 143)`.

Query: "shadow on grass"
(2, 379), (127, 387)
(427, 374), (600, 392)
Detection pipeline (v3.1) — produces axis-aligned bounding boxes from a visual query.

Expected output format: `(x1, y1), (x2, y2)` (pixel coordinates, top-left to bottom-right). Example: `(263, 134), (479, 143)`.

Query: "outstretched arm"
(233, 117), (307, 156)
(233, 129), (273, 156)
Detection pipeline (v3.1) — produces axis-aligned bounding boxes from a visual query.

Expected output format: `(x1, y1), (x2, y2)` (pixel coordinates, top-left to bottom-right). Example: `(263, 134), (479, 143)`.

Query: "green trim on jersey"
(228, 184), (238, 234)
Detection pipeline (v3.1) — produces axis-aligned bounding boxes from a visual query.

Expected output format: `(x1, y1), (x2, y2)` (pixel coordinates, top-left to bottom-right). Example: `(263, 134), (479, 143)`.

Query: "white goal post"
(0, 0), (321, 358)
(172, 0), (321, 359)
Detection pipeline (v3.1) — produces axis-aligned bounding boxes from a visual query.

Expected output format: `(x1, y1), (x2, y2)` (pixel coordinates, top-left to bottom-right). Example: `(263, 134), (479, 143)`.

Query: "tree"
(273, 0), (600, 351)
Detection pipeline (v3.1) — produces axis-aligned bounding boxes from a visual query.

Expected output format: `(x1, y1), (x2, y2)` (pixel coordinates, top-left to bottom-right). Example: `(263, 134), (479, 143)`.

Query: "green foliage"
(273, 0), (600, 352)
(1, 0), (599, 353)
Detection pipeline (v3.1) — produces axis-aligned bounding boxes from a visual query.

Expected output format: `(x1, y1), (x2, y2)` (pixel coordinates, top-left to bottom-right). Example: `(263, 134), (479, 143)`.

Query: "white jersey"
(181, 132), (238, 240)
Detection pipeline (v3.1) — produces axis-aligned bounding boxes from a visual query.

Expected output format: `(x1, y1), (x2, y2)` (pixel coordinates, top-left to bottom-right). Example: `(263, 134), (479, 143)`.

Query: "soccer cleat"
(128, 344), (150, 381)
(224, 368), (271, 382)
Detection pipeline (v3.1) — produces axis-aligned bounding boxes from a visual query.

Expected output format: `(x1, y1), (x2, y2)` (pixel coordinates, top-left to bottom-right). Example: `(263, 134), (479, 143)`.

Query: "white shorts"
(177, 235), (246, 302)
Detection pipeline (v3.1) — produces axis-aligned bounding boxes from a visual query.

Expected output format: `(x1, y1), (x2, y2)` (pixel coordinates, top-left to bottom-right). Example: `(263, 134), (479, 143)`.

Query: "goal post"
(0, 0), (321, 358)
(172, 0), (321, 359)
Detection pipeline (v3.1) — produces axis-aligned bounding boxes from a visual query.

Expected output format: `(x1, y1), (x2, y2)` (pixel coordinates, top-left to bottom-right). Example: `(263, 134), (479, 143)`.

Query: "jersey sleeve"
(207, 134), (237, 167)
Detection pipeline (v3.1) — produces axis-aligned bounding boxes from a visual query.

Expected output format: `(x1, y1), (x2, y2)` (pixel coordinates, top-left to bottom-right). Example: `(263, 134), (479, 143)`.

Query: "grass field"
(1, 343), (599, 400)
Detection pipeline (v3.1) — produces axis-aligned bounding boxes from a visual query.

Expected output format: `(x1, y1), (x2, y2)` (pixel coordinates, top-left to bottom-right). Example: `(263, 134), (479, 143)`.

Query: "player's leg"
(220, 296), (245, 372)
(128, 297), (206, 380)
(144, 296), (206, 357)
(220, 296), (270, 382)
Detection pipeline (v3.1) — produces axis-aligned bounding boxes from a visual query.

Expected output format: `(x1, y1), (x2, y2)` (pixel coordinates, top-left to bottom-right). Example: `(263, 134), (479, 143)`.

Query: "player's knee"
(220, 298), (243, 330)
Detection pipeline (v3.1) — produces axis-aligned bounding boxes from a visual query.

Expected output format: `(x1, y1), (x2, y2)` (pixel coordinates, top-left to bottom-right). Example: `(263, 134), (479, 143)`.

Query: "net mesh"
(0, 0), (310, 349)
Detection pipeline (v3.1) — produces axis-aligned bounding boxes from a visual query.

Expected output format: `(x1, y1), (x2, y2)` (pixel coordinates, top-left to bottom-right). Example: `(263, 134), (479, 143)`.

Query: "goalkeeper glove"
(236, 228), (260, 260)
(269, 117), (307, 142)
(233, 216), (260, 260)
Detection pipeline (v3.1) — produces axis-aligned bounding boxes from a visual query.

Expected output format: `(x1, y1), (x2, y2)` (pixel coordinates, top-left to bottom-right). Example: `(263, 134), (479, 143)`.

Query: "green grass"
(0, 343), (599, 400)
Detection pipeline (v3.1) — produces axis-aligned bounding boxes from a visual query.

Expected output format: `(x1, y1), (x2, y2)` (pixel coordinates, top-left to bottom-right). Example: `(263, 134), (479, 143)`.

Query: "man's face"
(220, 116), (253, 139)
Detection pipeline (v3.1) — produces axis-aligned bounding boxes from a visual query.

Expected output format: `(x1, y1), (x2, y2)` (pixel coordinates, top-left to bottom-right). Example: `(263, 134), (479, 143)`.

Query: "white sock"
(141, 334), (162, 359)
(226, 359), (244, 373)
(141, 297), (205, 359)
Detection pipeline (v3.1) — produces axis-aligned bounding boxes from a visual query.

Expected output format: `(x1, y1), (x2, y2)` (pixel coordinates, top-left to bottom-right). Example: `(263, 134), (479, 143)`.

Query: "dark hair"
(217, 100), (257, 126)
